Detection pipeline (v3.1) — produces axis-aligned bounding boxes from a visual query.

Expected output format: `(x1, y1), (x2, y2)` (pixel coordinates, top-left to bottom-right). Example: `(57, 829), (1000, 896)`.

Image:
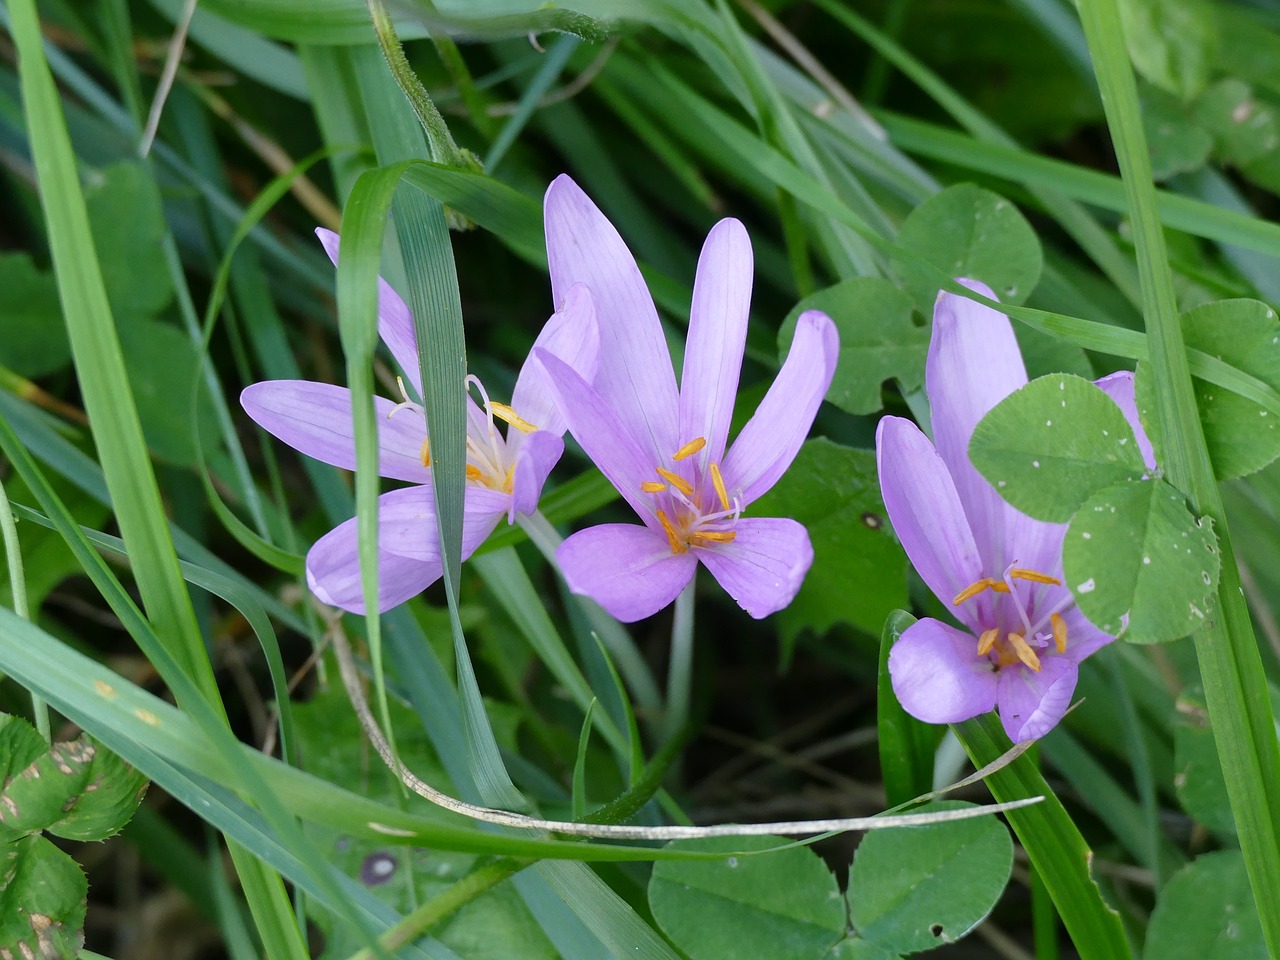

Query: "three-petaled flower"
(241, 228), (599, 613)
(536, 176), (839, 623)
(877, 281), (1150, 742)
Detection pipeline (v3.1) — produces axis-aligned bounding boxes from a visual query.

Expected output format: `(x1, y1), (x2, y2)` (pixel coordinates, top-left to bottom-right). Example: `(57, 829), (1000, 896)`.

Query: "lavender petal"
(996, 654), (1078, 742)
(721, 311), (838, 505)
(543, 175), (680, 457)
(678, 219), (753, 465)
(888, 618), (998, 724)
(240, 380), (430, 484)
(694, 516), (813, 619)
(557, 523), (698, 622)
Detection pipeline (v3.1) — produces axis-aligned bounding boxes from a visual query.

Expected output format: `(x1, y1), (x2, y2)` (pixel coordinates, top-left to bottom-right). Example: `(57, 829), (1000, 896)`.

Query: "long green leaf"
(8, 0), (214, 705)
(955, 715), (1133, 959)
(1077, 1), (1280, 952)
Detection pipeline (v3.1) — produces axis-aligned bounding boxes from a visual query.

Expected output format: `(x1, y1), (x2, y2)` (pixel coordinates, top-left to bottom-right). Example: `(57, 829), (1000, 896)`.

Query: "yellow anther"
(490, 402), (538, 434)
(709, 462), (730, 512)
(690, 530), (737, 547)
(672, 437), (707, 461)
(1051, 612), (1068, 654)
(655, 466), (695, 498)
(1009, 568), (1063, 586)
(641, 481), (667, 493)
(1006, 632), (1042, 672)
(419, 438), (432, 467)
(953, 578), (1010, 605)
(656, 510), (687, 554)
(976, 628), (999, 657)
(465, 464), (485, 482)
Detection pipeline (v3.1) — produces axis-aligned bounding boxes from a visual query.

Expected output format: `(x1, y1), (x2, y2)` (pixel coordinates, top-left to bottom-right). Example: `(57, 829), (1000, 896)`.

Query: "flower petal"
(316, 227), (421, 391)
(1094, 370), (1156, 472)
(306, 508), (441, 615)
(876, 416), (985, 626)
(928, 280), (1047, 572)
(694, 517), (812, 619)
(240, 380), (430, 483)
(888, 618), (998, 724)
(679, 219), (752, 465)
(534, 348), (658, 521)
(721, 310), (838, 505)
(374, 485), (509, 561)
(557, 523), (698, 622)
(996, 655), (1078, 742)
(509, 430), (564, 521)
(543, 175), (680, 456)
(512, 282), (599, 438)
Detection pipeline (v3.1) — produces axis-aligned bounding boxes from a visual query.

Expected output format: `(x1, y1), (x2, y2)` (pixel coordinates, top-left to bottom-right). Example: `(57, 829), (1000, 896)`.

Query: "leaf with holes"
(0, 835), (86, 959)
(892, 183), (1042, 311)
(1063, 479), (1220, 643)
(847, 800), (1012, 954)
(778, 278), (927, 415)
(969, 374), (1148, 523)
(649, 836), (846, 960)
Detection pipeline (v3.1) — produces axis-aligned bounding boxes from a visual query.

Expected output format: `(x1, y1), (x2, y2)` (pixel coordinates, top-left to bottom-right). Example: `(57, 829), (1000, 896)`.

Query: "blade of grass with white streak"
(1077, 0), (1280, 950)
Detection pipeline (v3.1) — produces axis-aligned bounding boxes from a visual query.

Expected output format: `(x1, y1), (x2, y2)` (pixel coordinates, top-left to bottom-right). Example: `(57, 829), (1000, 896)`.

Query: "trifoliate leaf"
(1063, 479), (1220, 643)
(969, 373), (1148, 523)
(892, 184), (1042, 312)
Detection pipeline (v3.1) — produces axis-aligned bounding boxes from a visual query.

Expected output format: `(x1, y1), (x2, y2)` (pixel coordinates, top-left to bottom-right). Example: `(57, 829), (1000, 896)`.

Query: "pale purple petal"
(240, 380), (430, 484)
(557, 523), (698, 622)
(534, 348), (658, 521)
(889, 618), (998, 724)
(678, 219), (752, 465)
(694, 517), (812, 620)
(509, 430), (564, 521)
(928, 281), (1041, 573)
(511, 282), (599, 438)
(876, 416), (985, 629)
(374, 485), (509, 561)
(996, 655), (1078, 742)
(543, 175), (680, 457)
(720, 311), (838, 505)
(1094, 370), (1156, 472)
(316, 227), (421, 390)
(1057, 605), (1116, 663)
(306, 511), (441, 614)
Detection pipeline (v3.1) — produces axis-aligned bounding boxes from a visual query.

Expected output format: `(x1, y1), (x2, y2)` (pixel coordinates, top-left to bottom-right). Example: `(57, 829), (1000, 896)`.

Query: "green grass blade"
(955, 715), (1133, 959)
(8, 0), (215, 704)
(1078, 1), (1280, 950)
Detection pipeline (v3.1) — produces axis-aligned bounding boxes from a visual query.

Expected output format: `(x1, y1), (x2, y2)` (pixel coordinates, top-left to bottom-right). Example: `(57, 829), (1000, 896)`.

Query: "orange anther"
(655, 467), (695, 498)
(709, 462), (730, 512)
(656, 510), (686, 554)
(641, 481), (666, 493)
(977, 628), (999, 657)
(1006, 632), (1042, 672)
(672, 437), (707, 461)
(1051, 612), (1068, 654)
(1009, 568), (1062, 587)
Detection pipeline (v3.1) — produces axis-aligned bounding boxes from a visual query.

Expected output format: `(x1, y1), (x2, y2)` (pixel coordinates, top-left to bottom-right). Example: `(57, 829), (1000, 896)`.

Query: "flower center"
(386, 374), (539, 495)
(639, 436), (740, 553)
(954, 565), (1069, 673)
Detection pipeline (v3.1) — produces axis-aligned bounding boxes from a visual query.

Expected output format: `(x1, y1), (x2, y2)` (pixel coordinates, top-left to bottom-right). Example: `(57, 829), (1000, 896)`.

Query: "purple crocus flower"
(535, 176), (839, 623)
(241, 227), (599, 614)
(877, 281), (1146, 742)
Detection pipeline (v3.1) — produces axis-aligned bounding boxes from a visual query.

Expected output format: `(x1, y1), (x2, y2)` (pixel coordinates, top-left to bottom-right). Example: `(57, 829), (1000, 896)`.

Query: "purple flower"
(877, 281), (1146, 742)
(241, 227), (599, 614)
(535, 176), (839, 623)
